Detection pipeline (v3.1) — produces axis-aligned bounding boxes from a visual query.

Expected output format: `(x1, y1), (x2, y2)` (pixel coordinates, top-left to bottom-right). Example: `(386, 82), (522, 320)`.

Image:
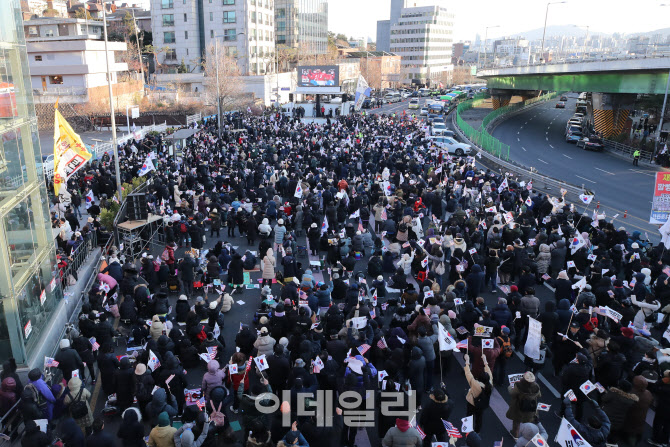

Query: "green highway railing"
(455, 91), (559, 161)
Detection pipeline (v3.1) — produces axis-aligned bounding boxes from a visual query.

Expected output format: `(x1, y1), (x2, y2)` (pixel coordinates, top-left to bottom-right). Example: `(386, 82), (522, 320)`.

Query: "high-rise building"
(150, 0), (276, 76)
(0, 0), (65, 367)
(376, 0), (433, 52)
(275, 0), (327, 56)
(389, 4), (454, 85)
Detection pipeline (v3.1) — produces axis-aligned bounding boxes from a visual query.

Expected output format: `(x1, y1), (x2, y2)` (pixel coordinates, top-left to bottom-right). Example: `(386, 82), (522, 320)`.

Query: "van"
(578, 92), (587, 100)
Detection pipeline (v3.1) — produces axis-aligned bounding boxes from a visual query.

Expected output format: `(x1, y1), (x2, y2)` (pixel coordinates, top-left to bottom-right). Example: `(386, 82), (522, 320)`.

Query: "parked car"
(576, 136), (604, 151)
(565, 129), (583, 143)
(426, 136), (472, 156)
(556, 101), (566, 108)
(361, 98), (372, 109)
(420, 107), (429, 116)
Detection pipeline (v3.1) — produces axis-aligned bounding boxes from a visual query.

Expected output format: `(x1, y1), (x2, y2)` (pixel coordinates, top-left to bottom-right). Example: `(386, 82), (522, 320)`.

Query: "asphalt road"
(492, 95), (664, 238)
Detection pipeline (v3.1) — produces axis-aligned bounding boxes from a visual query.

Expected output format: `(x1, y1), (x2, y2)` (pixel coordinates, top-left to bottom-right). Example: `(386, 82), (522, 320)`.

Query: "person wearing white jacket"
(631, 294), (660, 329)
(396, 250), (414, 277)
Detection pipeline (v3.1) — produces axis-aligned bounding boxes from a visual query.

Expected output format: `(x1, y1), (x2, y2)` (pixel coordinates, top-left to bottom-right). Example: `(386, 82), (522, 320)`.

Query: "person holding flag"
(419, 387), (454, 445)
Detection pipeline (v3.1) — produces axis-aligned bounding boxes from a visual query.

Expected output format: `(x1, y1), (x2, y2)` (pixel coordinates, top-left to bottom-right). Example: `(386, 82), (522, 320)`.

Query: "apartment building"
(275, 0), (327, 56)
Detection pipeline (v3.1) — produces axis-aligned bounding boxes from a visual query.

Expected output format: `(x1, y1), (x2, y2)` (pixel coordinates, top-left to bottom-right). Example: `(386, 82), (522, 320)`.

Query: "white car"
(426, 136), (471, 156)
(420, 107), (429, 116)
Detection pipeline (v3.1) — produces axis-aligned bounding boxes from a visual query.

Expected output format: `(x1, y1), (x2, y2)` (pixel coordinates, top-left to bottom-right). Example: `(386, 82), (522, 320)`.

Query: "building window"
(210, 30), (214, 38)
(223, 29), (236, 41)
(27, 26), (38, 36)
(258, 12), (262, 22)
(184, 13), (187, 21)
(251, 12), (256, 23)
(209, 12), (213, 21)
(34, 55), (42, 61)
(164, 31), (175, 43)
(165, 49), (177, 61)
(276, 8), (285, 18)
(223, 0), (234, 4)
(223, 11), (236, 23)
(184, 30), (188, 39)
(161, 0), (173, 8)
(162, 14), (174, 26)
(49, 75), (63, 84)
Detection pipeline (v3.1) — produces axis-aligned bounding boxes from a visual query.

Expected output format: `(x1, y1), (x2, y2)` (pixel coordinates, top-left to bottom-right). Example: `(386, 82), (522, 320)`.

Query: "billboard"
(650, 172), (670, 224)
(298, 66), (339, 87)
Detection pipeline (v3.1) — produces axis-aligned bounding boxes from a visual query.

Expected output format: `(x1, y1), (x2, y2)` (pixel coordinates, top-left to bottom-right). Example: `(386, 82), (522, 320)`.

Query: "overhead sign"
(298, 65), (339, 87)
(651, 172), (670, 224)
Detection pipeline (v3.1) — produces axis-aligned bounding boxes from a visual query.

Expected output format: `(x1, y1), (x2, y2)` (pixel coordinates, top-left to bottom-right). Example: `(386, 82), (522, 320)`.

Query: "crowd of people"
(7, 107), (670, 447)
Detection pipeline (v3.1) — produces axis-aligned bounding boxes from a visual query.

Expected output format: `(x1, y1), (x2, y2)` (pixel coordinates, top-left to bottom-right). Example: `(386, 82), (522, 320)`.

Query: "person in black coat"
(85, 418), (115, 447)
(157, 352), (188, 415)
(60, 417), (85, 447)
(228, 253), (245, 293)
(266, 344), (290, 392)
(114, 357), (135, 411)
(96, 344), (119, 397)
(175, 295), (190, 323)
(116, 408), (145, 447)
(21, 420), (51, 447)
(54, 339), (85, 382)
(560, 350), (592, 421)
(71, 335), (96, 383)
(419, 388), (454, 444)
(101, 260), (123, 285)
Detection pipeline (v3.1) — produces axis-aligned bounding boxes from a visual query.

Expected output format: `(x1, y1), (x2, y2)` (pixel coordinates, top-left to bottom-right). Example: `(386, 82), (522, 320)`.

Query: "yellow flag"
(53, 106), (91, 195)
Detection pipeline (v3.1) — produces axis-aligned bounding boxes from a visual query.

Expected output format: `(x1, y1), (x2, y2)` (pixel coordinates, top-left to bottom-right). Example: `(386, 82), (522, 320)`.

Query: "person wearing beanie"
(173, 416), (210, 447)
(506, 371), (541, 439)
(419, 387), (454, 443)
(86, 417), (115, 447)
(175, 295), (190, 323)
(148, 411), (177, 447)
(54, 338), (85, 382)
(381, 418), (423, 446)
(515, 422), (549, 447)
(63, 376), (94, 435)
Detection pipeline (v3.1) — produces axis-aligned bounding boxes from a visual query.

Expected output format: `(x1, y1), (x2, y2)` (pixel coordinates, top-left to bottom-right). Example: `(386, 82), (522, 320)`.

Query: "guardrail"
(42, 122), (168, 178)
(60, 231), (98, 291)
(603, 139), (654, 163)
(451, 111), (584, 200)
(456, 99), (511, 160)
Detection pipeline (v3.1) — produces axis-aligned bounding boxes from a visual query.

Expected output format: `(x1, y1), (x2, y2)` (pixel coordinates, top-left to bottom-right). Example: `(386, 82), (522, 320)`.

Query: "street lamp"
(101, 2), (123, 202)
(478, 25), (500, 69)
(540, 1), (567, 63)
(573, 25), (590, 60)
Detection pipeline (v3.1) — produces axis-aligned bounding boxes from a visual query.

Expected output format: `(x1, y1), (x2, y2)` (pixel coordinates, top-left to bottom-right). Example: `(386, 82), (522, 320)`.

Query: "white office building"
(151, 0), (276, 76)
(23, 18), (129, 104)
(389, 4), (454, 86)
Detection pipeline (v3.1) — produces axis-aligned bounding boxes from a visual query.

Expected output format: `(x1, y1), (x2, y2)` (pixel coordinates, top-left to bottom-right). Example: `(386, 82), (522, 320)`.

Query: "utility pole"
(132, 8), (145, 83)
(102, 3), (122, 202)
(215, 39), (222, 138)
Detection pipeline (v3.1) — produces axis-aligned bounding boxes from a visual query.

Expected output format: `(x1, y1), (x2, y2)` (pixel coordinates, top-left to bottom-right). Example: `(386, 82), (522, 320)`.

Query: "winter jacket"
(0, 378), (17, 416)
(174, 422), (209, 447)
(201, 360), (226, 401)
(253, 334), (277, 357)
(148, 424), (177, 447)
(381, 425), (423, 447)
(564, 399), (610, 447)
(274, 224), (287, 245)
(491, 303), (513, 329)
(419, 393), (454, 436)
(54, 347), (84, 380)
(64, 377), (93, 433)
(146, 389), (178, 426)
(601, 387), (638, 427)
(625, 376), (653, 435)
(519, 294), (540, 318)
(506, 378), (541, 423)
(535, 245), (551, 274)
(262, 251), (276, 280)
(416, 327), (438, 362)
(150, 315), (166, 341)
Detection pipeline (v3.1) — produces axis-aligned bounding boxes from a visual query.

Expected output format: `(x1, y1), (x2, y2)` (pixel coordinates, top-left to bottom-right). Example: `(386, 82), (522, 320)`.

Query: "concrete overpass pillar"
(491, 92), (512, 110)
(591, 93), (636, 138)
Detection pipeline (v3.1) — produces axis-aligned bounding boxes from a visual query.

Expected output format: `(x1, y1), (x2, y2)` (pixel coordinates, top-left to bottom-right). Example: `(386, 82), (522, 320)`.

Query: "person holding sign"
(506, 371), (541, 439)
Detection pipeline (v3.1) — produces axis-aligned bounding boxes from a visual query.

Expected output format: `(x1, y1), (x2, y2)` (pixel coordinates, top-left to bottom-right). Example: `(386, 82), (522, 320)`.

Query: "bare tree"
(202, 42), (245, 112)
(119, 41), (142, 73)
(360, 58), (382, 90)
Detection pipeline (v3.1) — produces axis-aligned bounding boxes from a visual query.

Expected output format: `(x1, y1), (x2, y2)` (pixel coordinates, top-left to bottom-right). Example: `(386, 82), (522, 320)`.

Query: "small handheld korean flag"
(321, 216), (329, 235)
(254, 355), (269, 371)
(294, 182), (303, 198)
(147, 350), (161, 372)
(525, 196), (533, 207)
(421, 258), (429, 268)
(580, 380), (596, 395)
(228, 363), (238, 374)
(537, 403), (551, 411)
(482, 339), (494, 349)
(138, 157), (156, 176)
(530, 433), (547, 447)
(579, 194), (594, 205)
(469, 248), (477, 255)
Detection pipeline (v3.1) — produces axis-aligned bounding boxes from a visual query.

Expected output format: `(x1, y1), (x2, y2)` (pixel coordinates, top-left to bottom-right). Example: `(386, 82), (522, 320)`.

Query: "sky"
(327, 0), (670, 42)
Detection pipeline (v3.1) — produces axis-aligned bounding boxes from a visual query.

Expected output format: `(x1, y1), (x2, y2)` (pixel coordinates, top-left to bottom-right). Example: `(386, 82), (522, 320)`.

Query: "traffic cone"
(624, 210), (627, 218)
(596, 201), (600, 209)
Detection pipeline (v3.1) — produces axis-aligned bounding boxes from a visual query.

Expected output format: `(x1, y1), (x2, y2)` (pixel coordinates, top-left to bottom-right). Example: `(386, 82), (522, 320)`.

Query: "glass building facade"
(0, 0), (62, 365)
(275, 0), (328, 56)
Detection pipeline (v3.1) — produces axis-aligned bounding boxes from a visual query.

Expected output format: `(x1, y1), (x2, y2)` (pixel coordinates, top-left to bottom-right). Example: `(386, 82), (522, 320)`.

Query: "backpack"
(473, 386), (491, 410)
(497, 336), (513, 358)
(180, 222), (188, 233)
(196, 326), (208, 342)
(210, 400), (226, 426)
(435, 261), (446, 276)
(70, 387), (88, 419)
(398, 223), (408, 233)
(25, 383), (46, 407)
(161, 248), (170, 261)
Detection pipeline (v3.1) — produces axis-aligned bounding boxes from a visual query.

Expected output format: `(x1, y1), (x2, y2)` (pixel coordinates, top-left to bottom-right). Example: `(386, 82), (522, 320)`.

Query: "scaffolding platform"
(116, 214), (165, 261)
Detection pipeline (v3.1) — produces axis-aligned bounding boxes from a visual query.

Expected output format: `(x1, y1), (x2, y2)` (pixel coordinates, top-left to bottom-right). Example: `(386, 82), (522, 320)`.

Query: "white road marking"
(525, 121), (528, 125)
(538, 158), (549, 164)
(575, 175), (597, 183)
(517, 131), (520, 135)
(595, 167), (615, 175)
(629, 169), (656, 177)
(549, 144), (554, 149)
(521, 147), (527, 151)
(517, 137), (520, 142)
(545, 137), (549, 141)
(563, 154), (572, 159)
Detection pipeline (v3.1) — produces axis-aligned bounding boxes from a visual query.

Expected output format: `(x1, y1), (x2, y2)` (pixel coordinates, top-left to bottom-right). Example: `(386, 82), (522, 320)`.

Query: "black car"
(361, 99), (372, 109)
(576, 136), (604, 151)
(560, 95), (568, 101)
(556, 101), (566, 108)
(410, 91), (419, 97)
